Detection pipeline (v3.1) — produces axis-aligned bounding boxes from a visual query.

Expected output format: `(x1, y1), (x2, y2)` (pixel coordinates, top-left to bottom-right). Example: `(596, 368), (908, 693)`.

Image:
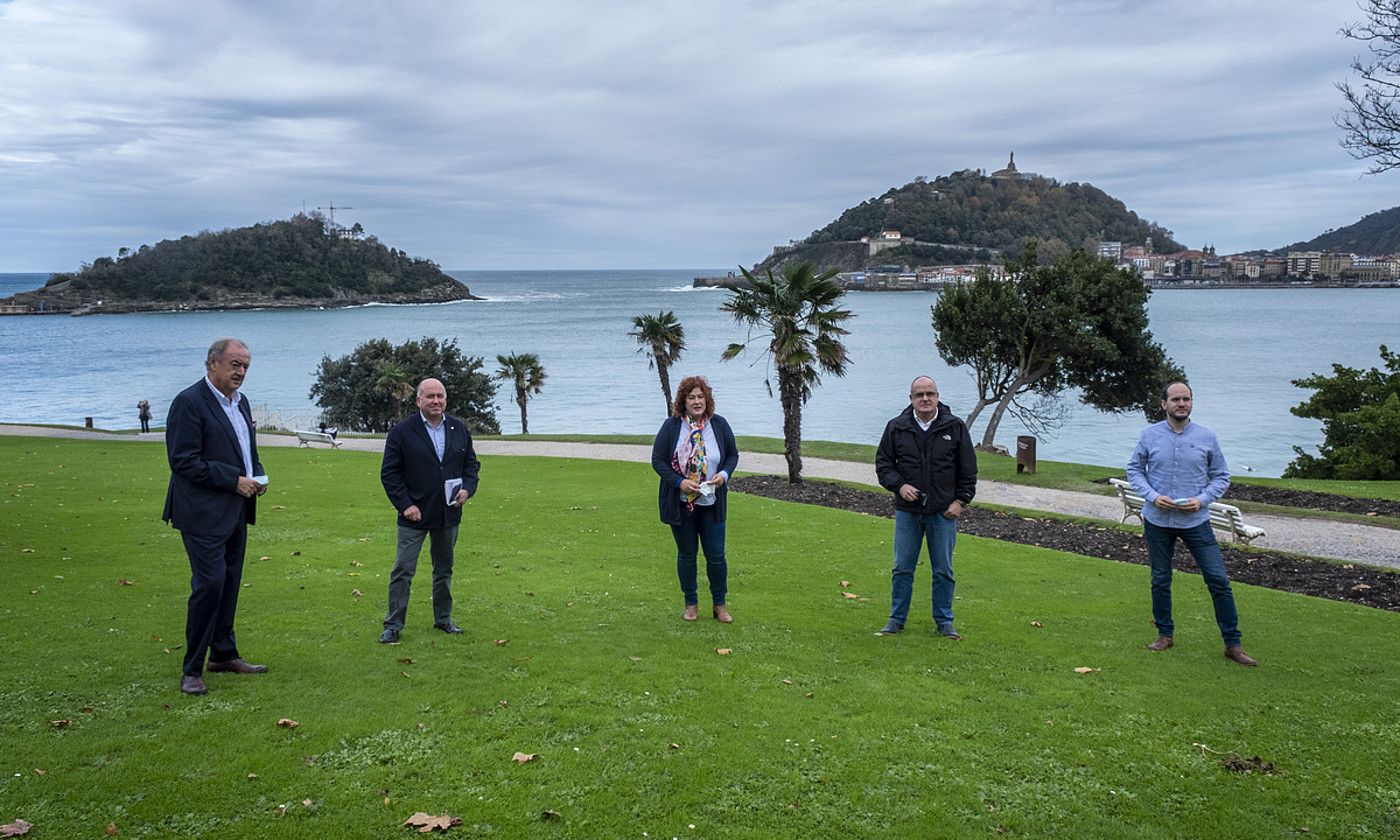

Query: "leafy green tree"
(1285, 345), (1400, 479)
(496, 352), (547, 435)
(1338, 0), (1400, 173)
(629, 311), (686, 416)
(932, 243), (1182, 450)
(310, 337), (499, 434)
(721, 260), (854, 482)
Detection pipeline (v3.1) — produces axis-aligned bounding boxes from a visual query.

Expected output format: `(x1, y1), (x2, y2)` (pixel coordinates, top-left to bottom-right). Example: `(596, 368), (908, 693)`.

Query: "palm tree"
(372, 359), (416, 420)
(721, 260), (854, 482)
(495, 352), (547, 435)
(629, 311), (686, 416)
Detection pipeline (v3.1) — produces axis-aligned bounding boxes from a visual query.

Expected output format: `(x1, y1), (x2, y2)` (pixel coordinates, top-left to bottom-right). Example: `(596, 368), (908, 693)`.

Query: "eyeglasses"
(911, 391), (938, 399)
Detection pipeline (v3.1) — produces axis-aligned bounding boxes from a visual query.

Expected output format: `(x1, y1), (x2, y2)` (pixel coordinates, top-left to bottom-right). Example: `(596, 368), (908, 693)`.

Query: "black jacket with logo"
(875, 403), (977, 515)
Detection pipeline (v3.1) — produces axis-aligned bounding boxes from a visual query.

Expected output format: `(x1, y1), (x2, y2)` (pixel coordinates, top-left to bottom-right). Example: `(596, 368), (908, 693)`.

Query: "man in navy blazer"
(379, 378), (481, 643)
(163, 338), (269, 695)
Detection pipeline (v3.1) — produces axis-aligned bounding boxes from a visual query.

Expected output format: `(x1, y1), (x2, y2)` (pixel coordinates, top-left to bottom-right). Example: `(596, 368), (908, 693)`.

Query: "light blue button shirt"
(421, 413), (446, 461)
(204, 377), (254, 478)
(1126, 420), (1230, 529)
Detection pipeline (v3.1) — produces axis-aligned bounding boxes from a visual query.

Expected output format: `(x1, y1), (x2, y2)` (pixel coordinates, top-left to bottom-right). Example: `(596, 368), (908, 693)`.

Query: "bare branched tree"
(1338, 0), (1400, 172)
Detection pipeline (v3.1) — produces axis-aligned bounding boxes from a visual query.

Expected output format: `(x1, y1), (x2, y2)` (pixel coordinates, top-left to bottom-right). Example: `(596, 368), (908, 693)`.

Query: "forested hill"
(1280, 206), (1400, 255)
(2, 213), (476, 314)
(754, 169), (1184, 273)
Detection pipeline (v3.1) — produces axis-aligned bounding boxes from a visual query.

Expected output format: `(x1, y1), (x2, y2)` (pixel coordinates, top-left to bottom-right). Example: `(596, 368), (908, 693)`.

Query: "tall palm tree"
(629, 311), (686, 416)
(721, 260), (854, 483)
(495, 352), (547, 435)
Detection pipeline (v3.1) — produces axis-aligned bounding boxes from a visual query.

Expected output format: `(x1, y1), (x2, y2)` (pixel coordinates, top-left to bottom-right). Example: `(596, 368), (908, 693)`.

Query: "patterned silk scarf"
(673, 417), (708, 510)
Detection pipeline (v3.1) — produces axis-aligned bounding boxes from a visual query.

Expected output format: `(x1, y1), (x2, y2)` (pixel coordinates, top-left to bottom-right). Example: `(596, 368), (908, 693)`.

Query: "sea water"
(1, 270), (1395, 476)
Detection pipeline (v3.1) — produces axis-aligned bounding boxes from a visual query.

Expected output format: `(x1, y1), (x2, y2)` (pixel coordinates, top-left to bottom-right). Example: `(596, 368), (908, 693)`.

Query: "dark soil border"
(733, 475), (1400, 612)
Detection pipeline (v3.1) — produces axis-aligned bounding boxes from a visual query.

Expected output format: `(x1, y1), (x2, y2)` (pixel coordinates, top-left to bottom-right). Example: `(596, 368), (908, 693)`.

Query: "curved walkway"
(6, 426), (1398, 569)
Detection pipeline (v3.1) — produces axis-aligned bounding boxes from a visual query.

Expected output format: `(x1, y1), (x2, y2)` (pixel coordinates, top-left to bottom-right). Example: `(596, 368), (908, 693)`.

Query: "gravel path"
(7, 426), (1397, 569)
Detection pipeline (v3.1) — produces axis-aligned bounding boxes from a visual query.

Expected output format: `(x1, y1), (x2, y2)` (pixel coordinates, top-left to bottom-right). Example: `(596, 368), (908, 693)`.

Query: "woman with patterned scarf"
(650, 376), (740, 622)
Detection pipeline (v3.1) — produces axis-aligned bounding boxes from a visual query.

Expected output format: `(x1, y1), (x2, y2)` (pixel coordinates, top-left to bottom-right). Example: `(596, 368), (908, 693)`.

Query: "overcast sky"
(0, 0), (1392, 272)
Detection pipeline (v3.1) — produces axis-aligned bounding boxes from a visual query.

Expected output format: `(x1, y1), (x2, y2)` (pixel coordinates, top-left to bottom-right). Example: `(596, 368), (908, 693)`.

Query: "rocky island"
(0, 213), (479, 315)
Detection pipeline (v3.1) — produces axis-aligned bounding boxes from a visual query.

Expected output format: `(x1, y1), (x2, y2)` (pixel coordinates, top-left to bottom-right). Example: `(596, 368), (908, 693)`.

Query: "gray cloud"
(0, 0), (1393, 270)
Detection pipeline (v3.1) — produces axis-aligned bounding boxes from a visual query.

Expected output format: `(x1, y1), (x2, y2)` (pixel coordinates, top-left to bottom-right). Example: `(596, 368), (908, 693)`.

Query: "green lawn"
(2, 437), (1399, 838)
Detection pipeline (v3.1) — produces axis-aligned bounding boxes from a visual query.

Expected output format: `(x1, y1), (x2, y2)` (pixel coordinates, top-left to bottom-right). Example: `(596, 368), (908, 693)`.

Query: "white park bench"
(1108, 478), (1266, 545)
(294, 429), (342, 449)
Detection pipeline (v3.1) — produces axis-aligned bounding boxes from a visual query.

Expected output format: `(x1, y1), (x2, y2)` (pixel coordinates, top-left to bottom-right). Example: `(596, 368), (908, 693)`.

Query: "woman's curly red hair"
(671, 375), (715, 419)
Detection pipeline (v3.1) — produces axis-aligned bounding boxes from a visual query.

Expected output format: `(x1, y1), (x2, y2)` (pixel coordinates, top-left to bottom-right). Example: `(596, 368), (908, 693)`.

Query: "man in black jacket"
(874, 376), (977, 638)
(378, 378), (481, 643)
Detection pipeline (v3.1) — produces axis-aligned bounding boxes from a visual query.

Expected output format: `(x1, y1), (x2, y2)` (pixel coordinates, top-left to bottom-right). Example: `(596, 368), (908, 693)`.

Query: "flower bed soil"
(732, 475), (1400, 612)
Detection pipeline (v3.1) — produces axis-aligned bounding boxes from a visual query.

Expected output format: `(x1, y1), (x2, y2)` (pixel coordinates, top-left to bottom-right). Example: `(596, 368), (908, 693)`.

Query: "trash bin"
(84, 417), (93, 429)
(1016, 435), (1036, 474)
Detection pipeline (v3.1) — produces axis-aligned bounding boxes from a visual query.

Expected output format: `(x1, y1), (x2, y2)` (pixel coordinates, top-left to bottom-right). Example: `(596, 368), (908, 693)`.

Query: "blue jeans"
(670, 504), (727, 606)
(890, 510), (957, 626)
(1143, 520), (1241, 646)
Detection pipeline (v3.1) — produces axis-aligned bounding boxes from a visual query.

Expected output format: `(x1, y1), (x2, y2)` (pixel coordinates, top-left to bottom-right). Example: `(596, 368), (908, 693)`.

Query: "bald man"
(379, 378), (481, 643)
(875, 376), (977, 638)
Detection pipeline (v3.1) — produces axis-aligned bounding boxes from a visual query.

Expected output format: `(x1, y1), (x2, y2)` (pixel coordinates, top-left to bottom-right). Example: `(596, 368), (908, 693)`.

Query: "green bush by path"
(2, 437), (1399, 838)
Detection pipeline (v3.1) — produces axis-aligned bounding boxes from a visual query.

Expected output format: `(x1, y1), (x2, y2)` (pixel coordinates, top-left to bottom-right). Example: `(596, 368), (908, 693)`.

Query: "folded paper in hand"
(444, 478), (463, 506)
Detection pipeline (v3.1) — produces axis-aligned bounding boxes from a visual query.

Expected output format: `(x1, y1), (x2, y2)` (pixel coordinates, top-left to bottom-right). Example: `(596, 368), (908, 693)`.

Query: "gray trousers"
(384, 524), (458, 630)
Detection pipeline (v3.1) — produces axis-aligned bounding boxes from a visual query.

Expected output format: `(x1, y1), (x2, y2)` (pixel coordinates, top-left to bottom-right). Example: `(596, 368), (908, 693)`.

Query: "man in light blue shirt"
(1127, 382), (1257, 666)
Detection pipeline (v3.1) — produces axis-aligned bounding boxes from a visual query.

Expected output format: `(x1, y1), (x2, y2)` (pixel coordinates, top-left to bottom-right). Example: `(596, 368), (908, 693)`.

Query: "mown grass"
(2, 437), (1399, 838)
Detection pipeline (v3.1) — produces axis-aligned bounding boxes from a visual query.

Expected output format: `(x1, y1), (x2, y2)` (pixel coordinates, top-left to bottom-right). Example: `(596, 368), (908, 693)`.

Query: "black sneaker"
(936, 623), (961, 640)
(379, 628), (400, 644)
(877, 620), (905, 635)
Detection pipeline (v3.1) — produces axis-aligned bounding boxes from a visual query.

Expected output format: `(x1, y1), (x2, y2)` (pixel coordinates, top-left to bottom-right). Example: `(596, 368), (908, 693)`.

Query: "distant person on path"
(875, 376), (977, 638)
(163, 338), (269, 696)
(1126, 382), (1257, 666)
(378, 378), (481, 643)
(651, 376), (739, 623)
(138, 399), (152, 433)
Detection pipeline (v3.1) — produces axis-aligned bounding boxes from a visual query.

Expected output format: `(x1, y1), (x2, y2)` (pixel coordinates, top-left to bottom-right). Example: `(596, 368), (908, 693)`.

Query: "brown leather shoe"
(206, 658), (268, 674)
(683, 604), (698, 622)
(180, 675), (207, 695)
(713, 605), (733, 624)
(1146, 636), (1174, 652)
(1224, 646), (1258, 667)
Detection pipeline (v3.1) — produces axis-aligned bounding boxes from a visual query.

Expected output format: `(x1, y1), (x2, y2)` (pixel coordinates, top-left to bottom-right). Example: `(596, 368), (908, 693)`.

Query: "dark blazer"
(875, 403), (977, 515)
(163, 379), (264, 536)
(651, 414), (739, 526)
(381, 413), (481, 530)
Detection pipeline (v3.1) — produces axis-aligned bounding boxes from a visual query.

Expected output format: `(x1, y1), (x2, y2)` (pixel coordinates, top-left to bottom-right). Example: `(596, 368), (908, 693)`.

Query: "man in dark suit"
(379, 377), (481, 643)
(163, 338), (269, 695)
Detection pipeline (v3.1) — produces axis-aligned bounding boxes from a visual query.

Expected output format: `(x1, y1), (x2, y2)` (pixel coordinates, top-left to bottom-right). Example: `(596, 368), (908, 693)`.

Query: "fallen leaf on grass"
(842, 592), (859, 600)
(258, 556), (271, 562)
(351, 589), (363, 597)
(493, 639), (508, 646)
(21, 548), (34, 554)
(403, 812), (463, 833)
(804, 692), (814, 699)
(669, 742), (681, 750)
(247, 773), (258, 779)
(118, 579), (133, 586)
(782, 679), (793, 685)
(276, 718), (299, 729)
(290, 550), (301, 556)
(628, 656), (641, 662)
(50, 719), (71, 729)
(274, 805), (288, 817)
(302, 800), (313, 808)
(1073, 667), (1100, 674)
(512, 752), (537, 763)
(350, 559), (365, 567)
(33, 769), (45, 776)
(401, 671), (411, 678)
(347, 572), (361, 577)
(714, 648), (732, 655)
(397, 657), (416, 665)
(271, 505), (286, 510)
(840, 580), (851, 588)
(1221, 754), (1275, 774)
(1030, 621), (1043, 628)
(1, 818), (32, 837)
(105, 822), (117, 835)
